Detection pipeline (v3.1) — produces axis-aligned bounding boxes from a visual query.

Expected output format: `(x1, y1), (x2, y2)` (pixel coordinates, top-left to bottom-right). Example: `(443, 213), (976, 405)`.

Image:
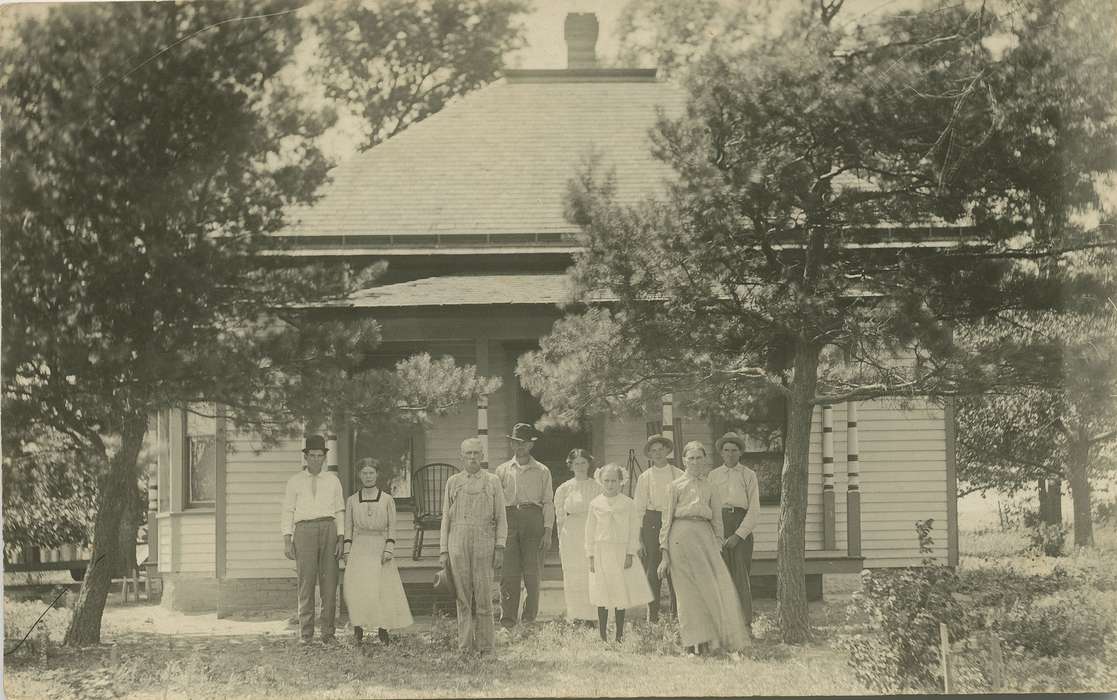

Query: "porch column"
(822, 404), (836, 550)
(475, 337), (490, 469)
(326, 433), (339, 473)
(661, 392), (677, 463)
(846, 402), (862, 558)
(477, 393), (490, 469)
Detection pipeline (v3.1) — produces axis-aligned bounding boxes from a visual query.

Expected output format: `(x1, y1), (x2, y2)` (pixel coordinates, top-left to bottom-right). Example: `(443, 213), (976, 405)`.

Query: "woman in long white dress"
(554, 449), (603, 625)
(342, 458), (413, 645)
(658, 441), (749, 655)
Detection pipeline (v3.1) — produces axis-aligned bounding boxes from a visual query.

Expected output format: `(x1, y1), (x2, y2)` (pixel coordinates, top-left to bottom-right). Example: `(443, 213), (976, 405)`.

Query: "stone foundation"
(160, 574), (219, 613)
(217, 577), (298, 618)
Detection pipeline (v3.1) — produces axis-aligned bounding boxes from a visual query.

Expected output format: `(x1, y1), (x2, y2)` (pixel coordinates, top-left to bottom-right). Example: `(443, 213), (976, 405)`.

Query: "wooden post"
(477, 393), (490, 469)
(846, 402), (862, 558)
(822, 404), (836, 550)
(661, 393), (675, 463)
(476, 337), (491, 469)
(326, 433), (339, 473)
(987, 631), (1004, 691)
(940, 623), (953, 693)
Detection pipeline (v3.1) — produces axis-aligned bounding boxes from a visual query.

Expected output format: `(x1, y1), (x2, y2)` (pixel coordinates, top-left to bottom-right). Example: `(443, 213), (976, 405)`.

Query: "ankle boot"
(353, 626), (363, 645)
(377, 628), (389, 645)
(615, 609), (625, 642)
(597, 607), (608, 641)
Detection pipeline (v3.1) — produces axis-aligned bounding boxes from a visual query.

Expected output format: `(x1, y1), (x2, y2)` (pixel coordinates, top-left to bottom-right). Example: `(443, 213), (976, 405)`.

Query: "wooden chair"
(411, 462), (456, 560)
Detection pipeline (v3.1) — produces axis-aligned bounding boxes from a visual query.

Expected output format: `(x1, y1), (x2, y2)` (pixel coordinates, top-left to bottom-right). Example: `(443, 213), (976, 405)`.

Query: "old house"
(147, 14), (958, 615)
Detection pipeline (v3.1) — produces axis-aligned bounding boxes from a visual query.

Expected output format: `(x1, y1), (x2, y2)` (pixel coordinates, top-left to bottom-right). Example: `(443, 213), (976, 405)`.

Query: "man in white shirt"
(281, 435), (345, 644)
(708, 431), (760, 637)
(633, 434), (682, 623)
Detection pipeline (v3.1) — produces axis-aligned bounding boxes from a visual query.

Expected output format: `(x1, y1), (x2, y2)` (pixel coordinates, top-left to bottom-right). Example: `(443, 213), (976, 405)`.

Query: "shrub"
(998, 588), (1116, 658)
(1027, 522), (1068, 557)
(3, 595), (71, 660)
(843, 564), (968, 692)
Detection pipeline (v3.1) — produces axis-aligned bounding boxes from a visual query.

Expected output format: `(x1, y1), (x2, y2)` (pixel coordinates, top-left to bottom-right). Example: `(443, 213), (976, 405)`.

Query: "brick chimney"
(564, 13), (599, 69)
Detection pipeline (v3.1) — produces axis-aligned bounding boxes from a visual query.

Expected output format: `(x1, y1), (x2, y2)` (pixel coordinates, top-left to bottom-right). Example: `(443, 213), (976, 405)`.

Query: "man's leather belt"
(508, 503), (542, 510)
(722, 506), (748, 513)
(296, 516), (336, 524)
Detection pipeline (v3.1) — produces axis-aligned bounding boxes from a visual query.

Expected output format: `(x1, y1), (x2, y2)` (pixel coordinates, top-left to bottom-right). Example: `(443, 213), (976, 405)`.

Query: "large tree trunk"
(1038, 478), (1062, 527)
(64, 413), (147, 646)
(776, 340), (820, 644)
(1065, 441), (1094, 547)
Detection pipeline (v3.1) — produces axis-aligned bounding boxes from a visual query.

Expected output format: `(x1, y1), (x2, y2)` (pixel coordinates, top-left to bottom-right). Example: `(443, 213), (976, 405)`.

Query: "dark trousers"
(294, 519), (338, 641)
(640, 510), (676, 622)
(721, 507), (754, 626)
(500, 505), (543, 628)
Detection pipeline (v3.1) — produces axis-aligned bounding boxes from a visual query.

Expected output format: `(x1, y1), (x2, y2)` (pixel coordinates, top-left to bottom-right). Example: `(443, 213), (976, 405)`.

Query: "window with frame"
(354, 427), (413, 500)
(716, 393), (786, 505)
(184, 403), (217, 507)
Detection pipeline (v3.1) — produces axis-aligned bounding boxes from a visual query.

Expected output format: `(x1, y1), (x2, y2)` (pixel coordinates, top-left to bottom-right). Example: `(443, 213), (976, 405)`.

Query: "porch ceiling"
(339, 273), (607, 309)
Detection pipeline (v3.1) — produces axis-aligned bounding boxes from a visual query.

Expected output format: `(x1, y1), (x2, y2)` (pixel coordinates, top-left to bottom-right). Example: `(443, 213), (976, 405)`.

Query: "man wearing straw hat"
(709, 431), (761, 637)
(633, 434), (683, 623)
(281, 434), (345, 644)
(440, 437), (507, 655)
(495, 422), (554, 631)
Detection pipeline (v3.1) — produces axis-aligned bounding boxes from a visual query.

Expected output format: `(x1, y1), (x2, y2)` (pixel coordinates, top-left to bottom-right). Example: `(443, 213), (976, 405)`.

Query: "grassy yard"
(3, 596), (869, 699)
(7, 524), (1116, 697)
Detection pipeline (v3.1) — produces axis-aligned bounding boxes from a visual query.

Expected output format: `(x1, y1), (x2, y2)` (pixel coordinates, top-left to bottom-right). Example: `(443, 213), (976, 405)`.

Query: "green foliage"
(956, 311), (1117, 546)
(2, 431), (99, 559)
(1, 0), (337, 450)
(844, 561), (967, 691)
(613, 0), (770, 77)
(1027, 522), (1069, 557)
(311, 0), (528, 151)
(848, 523), (1117, 691)
(999, 588), (1114, 658)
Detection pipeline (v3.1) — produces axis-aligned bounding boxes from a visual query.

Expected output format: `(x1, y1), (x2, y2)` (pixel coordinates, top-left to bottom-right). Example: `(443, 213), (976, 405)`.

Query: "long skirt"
(343, 531), (414, 631)
(588, 541), (653, 610)
(559, 514), (596, 620)
(666, 519), (750, 650)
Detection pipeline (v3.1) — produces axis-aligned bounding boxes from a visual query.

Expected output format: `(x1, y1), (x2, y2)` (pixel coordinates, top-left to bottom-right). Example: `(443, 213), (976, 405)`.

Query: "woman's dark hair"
(357, 457), (394, 493)
(565, 448), (595, 477)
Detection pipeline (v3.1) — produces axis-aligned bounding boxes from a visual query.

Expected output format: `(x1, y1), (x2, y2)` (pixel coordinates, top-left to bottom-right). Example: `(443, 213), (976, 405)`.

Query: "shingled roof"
(282, 70), (687, 241)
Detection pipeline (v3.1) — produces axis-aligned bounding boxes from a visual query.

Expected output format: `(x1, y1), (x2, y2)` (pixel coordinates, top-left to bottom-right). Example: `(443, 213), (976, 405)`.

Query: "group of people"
(280, 423), (761, 659)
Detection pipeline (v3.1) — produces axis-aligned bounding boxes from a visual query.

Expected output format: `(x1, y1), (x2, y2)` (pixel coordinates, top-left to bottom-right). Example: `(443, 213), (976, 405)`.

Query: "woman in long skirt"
(342, 458), (413, 645)
(658, 441), (749, 655)
(555, 448), (603, 625)
(586, 463), (653, 642)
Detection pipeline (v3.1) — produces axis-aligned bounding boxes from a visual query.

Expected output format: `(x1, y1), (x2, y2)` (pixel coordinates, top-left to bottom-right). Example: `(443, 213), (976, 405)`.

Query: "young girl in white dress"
(342, 458), (414, 645)
(585, 463), (653, 642)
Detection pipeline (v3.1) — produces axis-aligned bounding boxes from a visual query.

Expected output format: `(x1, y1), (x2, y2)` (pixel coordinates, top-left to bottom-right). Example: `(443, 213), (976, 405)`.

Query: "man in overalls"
(495, 422), (554, 631)
(633, 434), (682, 622)
(709, 431), (760, 637)
(440, 437), (507, 655)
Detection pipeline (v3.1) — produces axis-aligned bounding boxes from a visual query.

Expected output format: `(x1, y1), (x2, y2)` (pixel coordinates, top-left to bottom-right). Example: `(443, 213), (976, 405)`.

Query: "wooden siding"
(155, 511), (215, 575)
(224, 433), (303, 579)
(854, 398), (949, 567)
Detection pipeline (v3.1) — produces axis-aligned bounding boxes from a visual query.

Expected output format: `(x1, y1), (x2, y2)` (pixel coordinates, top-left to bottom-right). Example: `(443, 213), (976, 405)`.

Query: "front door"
(508, 350), (590, 488)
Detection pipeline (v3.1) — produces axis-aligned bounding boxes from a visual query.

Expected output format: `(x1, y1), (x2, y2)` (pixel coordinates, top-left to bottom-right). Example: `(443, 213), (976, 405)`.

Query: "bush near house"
(844, 524), (1117, 693)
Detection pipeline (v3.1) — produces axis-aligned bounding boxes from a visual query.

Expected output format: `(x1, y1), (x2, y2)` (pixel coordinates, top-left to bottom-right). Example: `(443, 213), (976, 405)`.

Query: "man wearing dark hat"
(633, 434), (682, 622)
(440, 437), (507, 655)
(495, 422), (554, 631)
(709, 431), (761, 637)
(281, 435), (346, 644)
